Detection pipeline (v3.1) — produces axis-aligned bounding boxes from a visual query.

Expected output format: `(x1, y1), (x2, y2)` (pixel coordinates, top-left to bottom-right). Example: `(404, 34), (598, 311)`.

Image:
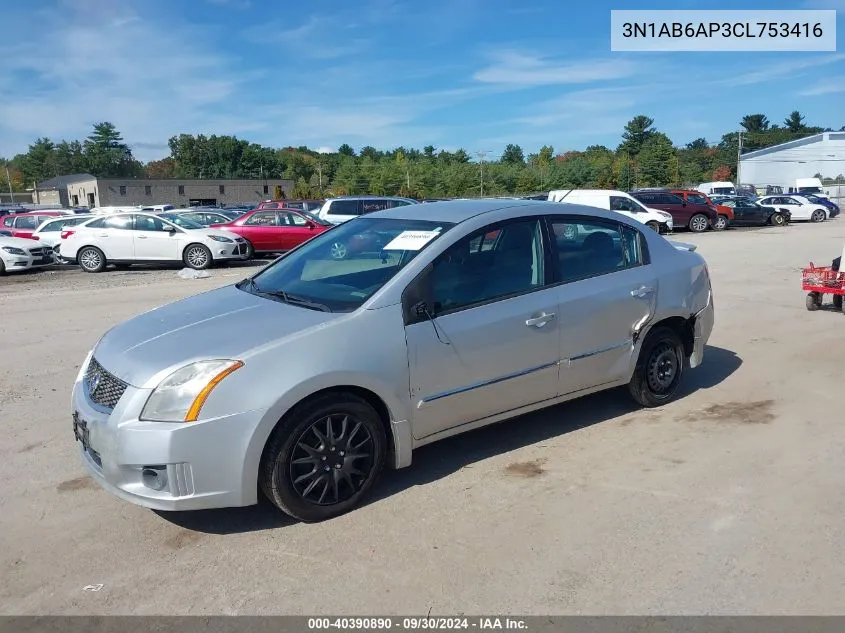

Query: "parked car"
(70, 199), (714, 521)
(696, 181), (736, 196)
(172, 210), (235, 227)
(631, 190), (718, 233)
(1, 211), (75, 239)
(0, 235), (54, 273)
(31, 215), (94, 249)
(799, 194), (840, 218)
(211, 209), (332, 257)
(140, 205), (176, 213)
(316, 196), (418, 225)
(662, 189), (733, 230)
(712, 197), (790, 226)
(257, 199), (325, 214)
(755, 195), (829, 222)
(60, 212), (250, 272)
(548, 189), (674, 233)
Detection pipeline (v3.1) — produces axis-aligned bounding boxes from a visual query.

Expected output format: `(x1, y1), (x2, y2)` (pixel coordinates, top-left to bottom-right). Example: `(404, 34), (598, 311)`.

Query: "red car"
(1, 211), (73, 239)
(211, 209), (331, 256)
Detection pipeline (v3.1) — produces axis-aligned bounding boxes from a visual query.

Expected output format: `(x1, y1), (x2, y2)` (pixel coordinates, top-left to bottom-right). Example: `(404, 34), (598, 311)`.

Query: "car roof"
(365, 198), (608, 224)
(329, 195), (417, 201)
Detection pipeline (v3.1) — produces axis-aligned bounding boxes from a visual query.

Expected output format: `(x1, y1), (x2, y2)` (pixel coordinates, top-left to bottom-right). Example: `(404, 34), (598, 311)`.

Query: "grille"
(85, 357), (128, 410)
(28, 247), (49, 256)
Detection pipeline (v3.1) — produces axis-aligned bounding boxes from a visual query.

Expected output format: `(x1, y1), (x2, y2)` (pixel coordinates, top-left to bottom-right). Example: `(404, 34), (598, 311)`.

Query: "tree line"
(2, 110), (843, 200)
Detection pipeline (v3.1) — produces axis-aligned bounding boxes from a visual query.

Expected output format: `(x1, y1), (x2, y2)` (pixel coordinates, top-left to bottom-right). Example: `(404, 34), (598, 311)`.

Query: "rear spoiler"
(672, 241), (697, 252)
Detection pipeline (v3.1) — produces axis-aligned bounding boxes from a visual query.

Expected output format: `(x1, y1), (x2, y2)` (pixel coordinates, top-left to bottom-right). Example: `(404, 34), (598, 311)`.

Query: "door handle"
(525, 312), (556, 327)
(137, 235), (148, 239)
(98, 233), (108, 237)
(631, 285), (655, 298)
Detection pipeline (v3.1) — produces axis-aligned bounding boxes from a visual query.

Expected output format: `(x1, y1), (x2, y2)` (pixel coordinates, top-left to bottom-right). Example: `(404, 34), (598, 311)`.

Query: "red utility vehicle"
(1, 211), (72, 239)
(211, 209), (331, 256)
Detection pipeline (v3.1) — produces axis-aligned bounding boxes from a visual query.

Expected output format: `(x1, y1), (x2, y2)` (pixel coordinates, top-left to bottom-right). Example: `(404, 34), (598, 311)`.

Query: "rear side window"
(40, 220), (66, 232)
(2, 217), (12, 227)
(549, 217), (645, 283)
(326, 200), (360, 216)
(361, 199), (392, 213)
(104, 215), (133, 230)
(389, 200), (413, 208)
(15, 216), (40, 229)
(85, 218), (105, 229)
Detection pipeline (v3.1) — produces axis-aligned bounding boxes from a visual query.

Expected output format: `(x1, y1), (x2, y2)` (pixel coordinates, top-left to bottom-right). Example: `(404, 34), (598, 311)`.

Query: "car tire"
(806, 292), (822, 311)
(833, 294), (843, 311)
(78, 246), (106, 273)
(714, 215), (728, 231)
(183, 243), (212, 270)
(330, 241), (349, 260)
(242, 240), (255, 259)
(0, 259), (5, 275)
(645, 221), (661, 232)
(688, 214), (709, 233)
(259, 392), (387, 522)
(811, 209), (826, 223)
(628, 326), (685, 408)
(770, 212), (786, 226)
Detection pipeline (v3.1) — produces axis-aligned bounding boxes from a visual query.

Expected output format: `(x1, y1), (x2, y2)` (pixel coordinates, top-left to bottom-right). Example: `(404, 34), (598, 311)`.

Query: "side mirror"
(414, 301), (430, 318)
(167, 226), (177, 234)
(308, 222), (315, 230)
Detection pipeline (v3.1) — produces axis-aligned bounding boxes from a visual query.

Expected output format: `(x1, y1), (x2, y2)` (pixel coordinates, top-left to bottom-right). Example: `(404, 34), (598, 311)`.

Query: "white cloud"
(473, 50), (641, 87)
(726, 53), (845, 86)
(798, 81), (845, 96)
(315, 146), (335, 154)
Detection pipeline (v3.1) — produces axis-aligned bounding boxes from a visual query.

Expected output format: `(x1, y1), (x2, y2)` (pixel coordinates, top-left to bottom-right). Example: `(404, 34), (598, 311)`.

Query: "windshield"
(242, 217), (454, 312)
(798, 187), (823, 194)
(160, 213), (204, 229)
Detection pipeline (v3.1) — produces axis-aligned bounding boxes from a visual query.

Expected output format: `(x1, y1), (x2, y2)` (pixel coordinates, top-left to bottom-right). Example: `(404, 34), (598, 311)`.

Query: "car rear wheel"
(645, 221), (661, 232)
(628, 326), (685, 407)
(183, 243), (212, 270)
(330, 241), (349, 260)
(78, 246), (106, 273)
(811, 209), (826, 222)
(806, 292), (822, 311)
(259, 392), (387, 522)
(833, 294), (843, 311)
(770, 212), (786, 226)
(688, 214), (709, 233)
(714, 215), (728, 230)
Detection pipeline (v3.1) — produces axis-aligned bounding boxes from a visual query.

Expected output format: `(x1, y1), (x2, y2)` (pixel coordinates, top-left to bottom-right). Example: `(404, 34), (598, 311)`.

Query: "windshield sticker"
(383, 230), (440, 251)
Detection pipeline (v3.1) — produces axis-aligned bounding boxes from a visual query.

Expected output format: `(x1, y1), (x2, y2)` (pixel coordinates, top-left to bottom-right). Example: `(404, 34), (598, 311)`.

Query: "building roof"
(36, 173), (95, 189)
(741, 132), (845, 161)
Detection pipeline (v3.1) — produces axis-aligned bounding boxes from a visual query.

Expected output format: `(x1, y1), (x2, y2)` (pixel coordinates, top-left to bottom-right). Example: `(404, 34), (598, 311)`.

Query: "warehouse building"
(35, 175), (294, 208)
(739, 132), (845, 196)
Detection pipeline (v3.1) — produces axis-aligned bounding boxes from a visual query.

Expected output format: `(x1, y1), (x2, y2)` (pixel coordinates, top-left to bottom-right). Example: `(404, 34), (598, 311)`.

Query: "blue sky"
(1, 0), (844, 162)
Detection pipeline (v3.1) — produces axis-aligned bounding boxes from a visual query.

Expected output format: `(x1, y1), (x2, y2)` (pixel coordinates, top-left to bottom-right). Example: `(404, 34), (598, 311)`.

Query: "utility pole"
(737, 131), (743, 187)
(317, 163), (323, 192)
(476, 151), (490, 197)
(406, 169), (411, 192)
(4, 165), (13, 204)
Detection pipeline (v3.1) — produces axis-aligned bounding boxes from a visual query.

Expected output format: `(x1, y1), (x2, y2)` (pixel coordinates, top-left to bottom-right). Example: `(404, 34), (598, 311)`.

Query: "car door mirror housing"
(402, 264), (434, 326)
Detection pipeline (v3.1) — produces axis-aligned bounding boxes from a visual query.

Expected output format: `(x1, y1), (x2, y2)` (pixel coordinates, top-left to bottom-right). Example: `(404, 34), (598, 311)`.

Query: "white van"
(547, 189), (674, 233)
(141, 204), (176, 213)
(316, 196), (418, 225)
(696, 181), (736, 196)
(789, 178), (829, 198)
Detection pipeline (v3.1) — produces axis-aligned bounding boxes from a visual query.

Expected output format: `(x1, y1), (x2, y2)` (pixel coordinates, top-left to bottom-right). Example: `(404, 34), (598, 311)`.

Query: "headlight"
(208, 235), (233, 243)
(2, 246), (26, 255)
(658, 211), (673, 219)
(140, 360), (243, 422)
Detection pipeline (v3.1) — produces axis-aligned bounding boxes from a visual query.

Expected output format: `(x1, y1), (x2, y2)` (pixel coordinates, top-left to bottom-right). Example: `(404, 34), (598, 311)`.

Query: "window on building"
(219, 185), (225, 195)
(178, 185), (185, 195)
(72, 195), (79, 206)
(145, 185), (152, 196)
(119, 186), (127, 196)
(263, 185), (269, 195)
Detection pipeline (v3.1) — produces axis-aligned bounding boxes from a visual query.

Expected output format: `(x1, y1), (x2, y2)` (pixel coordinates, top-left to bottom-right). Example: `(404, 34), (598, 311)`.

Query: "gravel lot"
(2, 221), (845, 615)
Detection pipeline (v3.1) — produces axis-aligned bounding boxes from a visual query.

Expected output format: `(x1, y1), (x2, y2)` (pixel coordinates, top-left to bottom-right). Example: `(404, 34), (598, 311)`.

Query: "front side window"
(159, 213), (202, 229)
(282, 212), (309, 226)
(430, 219), (545, 315)
(244, 217), (453, 312)
(245, 212), (279, 226)
(611, 196), (643, 213)
(15, 216), (40, 229)
(361, 199), (392, 213)
(326, 200), (360, 216)
(687, 193), (708, 205)
(550, 218), (645, 282)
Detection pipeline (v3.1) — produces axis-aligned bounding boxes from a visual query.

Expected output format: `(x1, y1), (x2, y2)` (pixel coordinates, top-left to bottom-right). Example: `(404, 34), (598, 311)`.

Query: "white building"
(740, 132), (845, 196)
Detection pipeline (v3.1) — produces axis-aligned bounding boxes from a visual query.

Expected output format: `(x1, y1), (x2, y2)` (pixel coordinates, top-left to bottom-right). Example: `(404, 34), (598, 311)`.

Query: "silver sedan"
(71, 199), (714, 522)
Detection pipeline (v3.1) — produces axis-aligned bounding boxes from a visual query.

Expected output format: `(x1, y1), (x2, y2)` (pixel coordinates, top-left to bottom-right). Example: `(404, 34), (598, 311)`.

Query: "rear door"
(96, 215), (136, 259)
(548, 215), (657, 395)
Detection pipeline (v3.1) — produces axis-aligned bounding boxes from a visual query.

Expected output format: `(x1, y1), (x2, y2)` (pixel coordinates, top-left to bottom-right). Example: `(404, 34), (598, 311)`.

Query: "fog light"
(141, 466), (168, 491)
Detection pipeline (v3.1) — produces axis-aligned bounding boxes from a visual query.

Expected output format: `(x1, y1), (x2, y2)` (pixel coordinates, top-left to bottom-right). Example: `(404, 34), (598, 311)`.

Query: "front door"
(240, 211), (279, 251)
(548, 216), (657, 395)
(279, 211), (316, 250)
(404, 217), (561, 440)
(132, 214), (181, 260)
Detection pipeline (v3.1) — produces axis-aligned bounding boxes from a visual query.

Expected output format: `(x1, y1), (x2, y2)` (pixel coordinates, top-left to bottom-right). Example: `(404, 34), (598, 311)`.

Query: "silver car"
(71, 200), (714, 522)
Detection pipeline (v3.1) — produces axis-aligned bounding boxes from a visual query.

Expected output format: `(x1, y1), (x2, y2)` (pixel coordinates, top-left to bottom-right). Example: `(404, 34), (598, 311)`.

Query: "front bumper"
(1, 252), (52, 272)
(71, 360), (265, 511)
(213, 240), (250, 260)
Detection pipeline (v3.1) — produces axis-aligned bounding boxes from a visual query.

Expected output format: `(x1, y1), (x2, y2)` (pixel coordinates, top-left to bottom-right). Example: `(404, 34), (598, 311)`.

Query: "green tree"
(83, 122), (138, 178)
(292, 176), (311, 198)
(144, 157), (176, 179)
(618, 115), (655, 157)
(501, 144), (525, 165)
(741, 114), (770, 133)
(637, 133), (675, 186)
(273, 184), (283, 199)
(784, 110), (806, 132)
(337, 144), (356, 157)
(19, 138), (57, 183)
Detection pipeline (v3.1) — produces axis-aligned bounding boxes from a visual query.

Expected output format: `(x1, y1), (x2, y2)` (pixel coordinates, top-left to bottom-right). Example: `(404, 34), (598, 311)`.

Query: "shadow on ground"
(157, 344), (741, 535)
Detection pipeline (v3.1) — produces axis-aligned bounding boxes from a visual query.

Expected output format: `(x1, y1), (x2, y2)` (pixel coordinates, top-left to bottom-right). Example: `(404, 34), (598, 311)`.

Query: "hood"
(0, 235), (40, 249)
(92, 284), (341, 387)
(647, 207), (673, 221)
(190, 227), (242, 240)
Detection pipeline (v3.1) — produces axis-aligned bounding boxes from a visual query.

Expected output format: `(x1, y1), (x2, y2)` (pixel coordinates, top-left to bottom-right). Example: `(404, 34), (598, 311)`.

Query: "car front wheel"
(811, 209), (826, 222)
(259, 392), (387, 522)
(628, 326), (685, 407)
(645, 221), (661, 232)
(183, 243), (212, 270)
(714, 215), (728, 230)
